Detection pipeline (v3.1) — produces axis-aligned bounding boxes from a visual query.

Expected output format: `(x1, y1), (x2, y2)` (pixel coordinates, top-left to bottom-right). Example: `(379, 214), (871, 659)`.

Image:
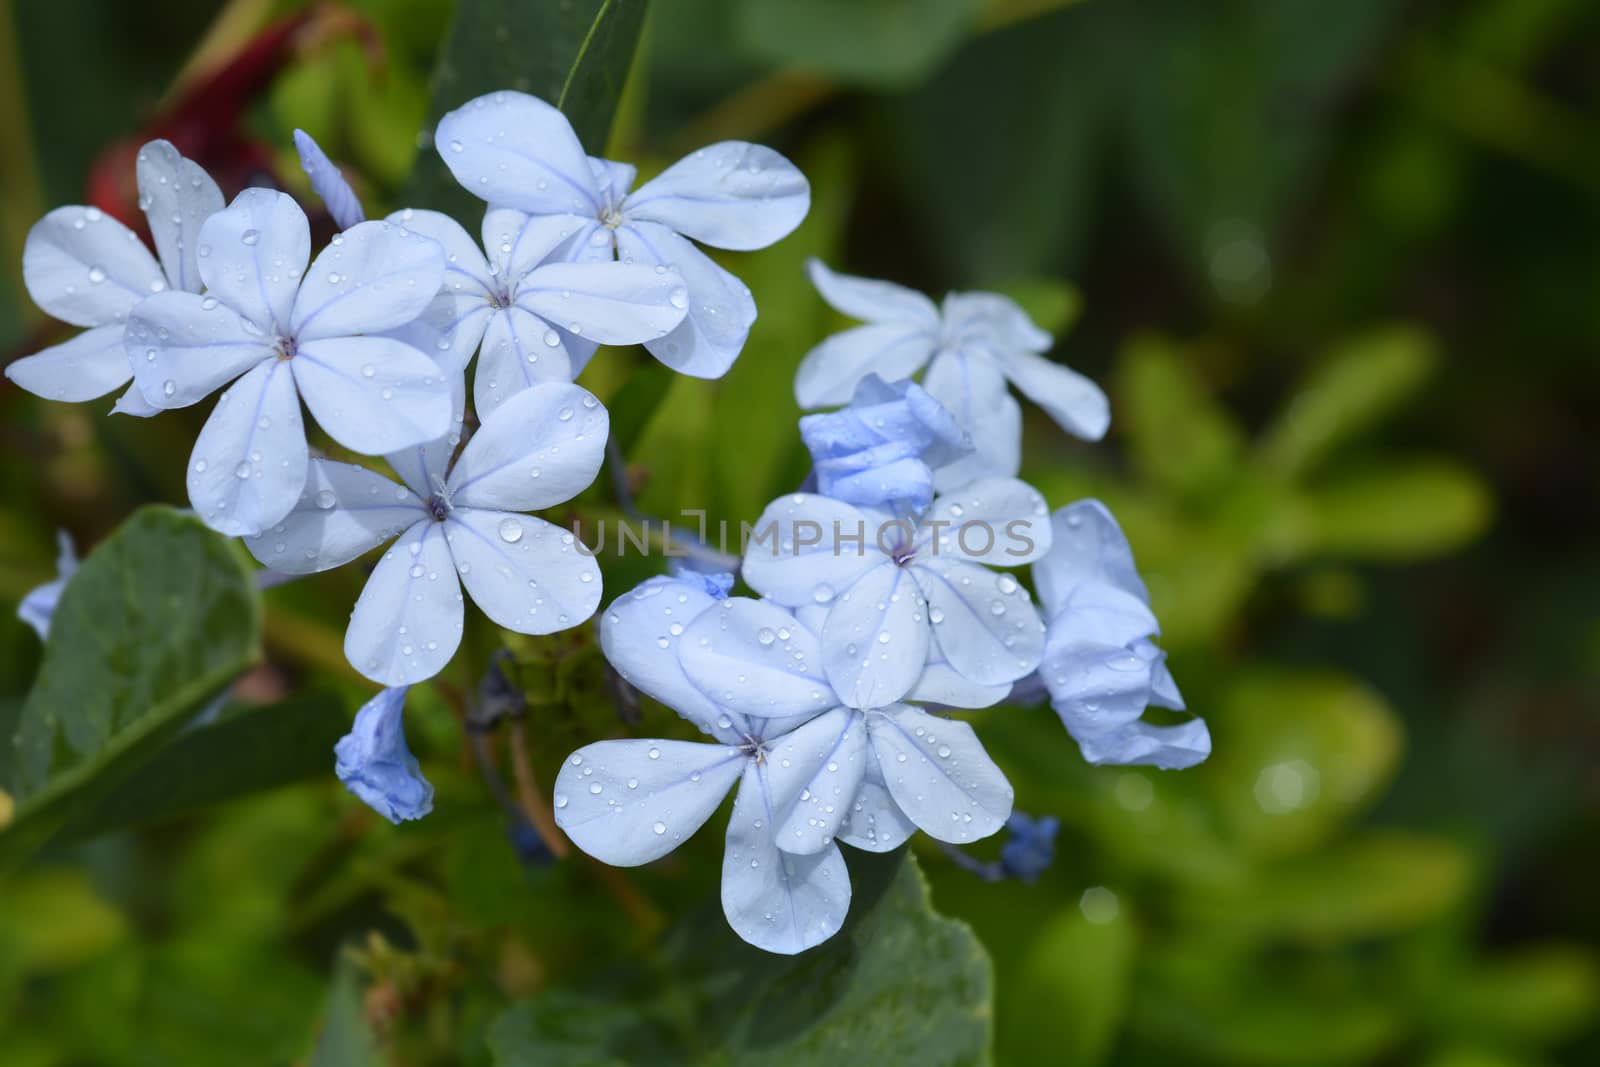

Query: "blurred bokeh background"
(0, 1), (1596, 1064)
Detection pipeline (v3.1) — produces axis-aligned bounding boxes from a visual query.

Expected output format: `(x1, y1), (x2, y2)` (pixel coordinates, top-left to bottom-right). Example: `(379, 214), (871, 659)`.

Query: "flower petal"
(821, 561), (930, 709)
(740, 493), (889, 608)
(553, 738), (745, 865)
(5, 324), (131, 402)
(473, 306), (573, 417)
(345, 519), (463, 685)
(447, 509), (601, 634)
(334, 686), (433, 824)
(513, 260), (688, 346)
(22, 206), (166, 328)
(136, 139), (225, 294)
(794, 322), (935, 408)
(1071, 719), (1212, 770)
(617, 222), (754, 378)
(942, 291), (1052, 352)
(110, 383), (160, 417)
(482, 208), (583, 282)
(866, 703), (1012, 844)
(434, 91), (601, 215)
(907, 626), (1013, 709)
(1032, 499), (1149, 617)
(911, 555), (1045, 686)
(1003, 348), (1109, 441)
(127, 290), (274, 409)
(293, 129), (366, 231)
(387, 208), (493, 299)
(198, 188), (310, 334)
(769, 708), (868, 855)
(243, 459), (422, 574)
(679, 597), (837, 719)
(291, 220), (445, 340)
(446, 381), (607, 511)
(600, 576), (733, 737)
(384, 373), (467, 499)
(918, 476), (1052, 566)
(806, 258), (939, 327)
(924, 349), (1022, 489)
(835, 760), (916, 853)
(186, 359), (308, 537)
(293, 335), (452, 454)
(722, 764), (851, 954)
(623, 141), (809, 251)
(1045, 580), (1160, 650)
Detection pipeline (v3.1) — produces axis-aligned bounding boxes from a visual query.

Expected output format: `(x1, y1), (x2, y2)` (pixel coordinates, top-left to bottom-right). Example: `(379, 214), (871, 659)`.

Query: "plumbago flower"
(6, 140), (222, 414)
(293, 128), (366, 231)
(556, 574), (1012, 953)
(334, 686), (434, 823)
(128, 188), (455, 537)
(1032, 500), (1210, 769)
(244, 379), (608, 685)
(383, 206), (688, 417)
(799, 373), (970, 514)
(795, 259), (1110, 490)
(433, 90), (809, 377)
(741, 478), (1053, 709)
(17, 531), (78, 641)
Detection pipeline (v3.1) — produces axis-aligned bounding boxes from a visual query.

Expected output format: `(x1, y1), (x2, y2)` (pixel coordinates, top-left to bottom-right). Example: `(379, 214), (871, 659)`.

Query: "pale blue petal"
(293, 129), (366, 231)
(434, 91), (602, 215)
(740, 493), (890, 607)
(334, 686), (433, 823)
(800, 374), (969, 513)
(679, 597), (837, 718)
(474, 306), (573, 416)
(1032, 499), (1149, 616)
(384, 372), (467, 499)
(291, 220), (445, 340)
(942, 291), (1052, 352)
(806, 258), (939, 328)
(589, 156), (637, 204)
(835, 760), (915, 853)
(513, 260), (688, 346)
(1149, 651), (1186, 710)
(197, 188), (310, 334)
(243, 459), (423, 573)
(1003, 348), (1110, 442)
(1042, 640), (1165, 733)
(388, 208), (494, 299)
(447, 509), (601, 634)
(600, 575), (732, 736)
(110, 383), (159, 417)
(623, 141), (809, 251)
(553, 738), (745, 865)
(127, 290), (273, 409)
(6, 324), (131, 403)
(769, 708), (868, 855)
(917, 476), (1052, 566)
(185, 360), (307, 536)
(1071, 719), (1211, 770)
(924, 349), (1022, 490)
(345, 520), (463, 685)
(388, 286), (493, 375)
(482, 208), (584, 283)
(23, 206), (165, 327)
(910, 555), (1045, 687)
(794, 322), (935, 409)
(136, 139), (224, 293)
(293, 335), (452, 454)
(821, 561), (929, 709)
(907, 627), (1013, 709)
(18, 576), (65, 641)
(617, 222), (753, 378)
(722, 763), (851, 954)
(1045, 580), (1160, 650)
(446, 381), (607, 511)
(865, 703), (1012, 844)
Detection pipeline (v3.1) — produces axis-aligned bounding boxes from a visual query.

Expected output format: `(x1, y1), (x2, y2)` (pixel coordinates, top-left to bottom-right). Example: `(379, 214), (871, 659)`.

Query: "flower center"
(274, 336), (298, 361)
(600, 206), (624, 230)
(425, 494), (451, 522)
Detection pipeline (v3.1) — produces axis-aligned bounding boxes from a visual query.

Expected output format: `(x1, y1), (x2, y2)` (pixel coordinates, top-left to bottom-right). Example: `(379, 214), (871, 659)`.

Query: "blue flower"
(667, 566), (735, 600)
(244, 379), (608, 685)
(1032, 500), (1210, 770)
(335, 686), (434, 824)
(558, 577), (1015, 954)
(741, 479), (1053, 709)
(5, 140), (222, 415)
(433, 91), (810, 378)
(127, 189), (455, 537)
(17, 531), (79, 641)
(799, 374), (969, 514)
(795, 259), (1109, 491)
(293, 129), (367, 231)
(999, 812), (1060, 883)
(380, 206), (687, 418)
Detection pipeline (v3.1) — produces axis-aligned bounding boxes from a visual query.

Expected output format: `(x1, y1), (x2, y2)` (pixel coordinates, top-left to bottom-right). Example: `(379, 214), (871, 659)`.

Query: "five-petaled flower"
(6, 140), (223, 415)
(128, 188), (457, 537)
(434, 90), (810, 378)
(796, 259), (1110, 490)
(245, 379), (608, 685)
(334, 686), (435, 823)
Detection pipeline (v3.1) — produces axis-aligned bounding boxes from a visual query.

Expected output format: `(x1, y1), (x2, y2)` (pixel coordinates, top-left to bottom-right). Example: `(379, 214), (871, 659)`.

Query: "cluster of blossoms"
(11, 90), (1208, 955)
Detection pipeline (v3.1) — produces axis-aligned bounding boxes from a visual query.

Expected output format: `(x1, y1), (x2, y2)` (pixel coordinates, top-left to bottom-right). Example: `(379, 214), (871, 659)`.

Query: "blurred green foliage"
(0, 0), (1596, 1065)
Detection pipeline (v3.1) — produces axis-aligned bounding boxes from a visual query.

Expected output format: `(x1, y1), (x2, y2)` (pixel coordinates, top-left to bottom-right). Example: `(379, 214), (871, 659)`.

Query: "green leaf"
(1259, 326), (1438, 478)
(0, 508), (260, 870)
(607, 359), (680, 457)
(404, 0), (650, 223)
(735, 0), (985, 89)
(56, 692), (347, 843)
(1116, 333), (1245, 499)
(1294, 458), (1492, 561)
(489, 851), (994, 1065)
(1008, 906), (1136, 1066)
(1431, 946), (1600, 1048)
(308, 956), (383, 1067)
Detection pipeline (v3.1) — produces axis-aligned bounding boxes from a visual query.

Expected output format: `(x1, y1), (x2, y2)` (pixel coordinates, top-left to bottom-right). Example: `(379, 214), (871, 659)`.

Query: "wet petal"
(291, 220), (445, 341)
(806, 258), (939, 328)
(197, 188), (310, 334)
(243, 459), (422, 574)
(794, 322), (935, 409)
(136, 138), (224, 293)
(678, 597), (837, 719)
(866, 703), (1012, 844)
(623, 141), (809, 251)
(446, 509), (601, 635)
(446, 381), (607, 512)
(910, 555), (1045, 687)
(345, 520), (464, 685)
(769, 708), (868, 855)
(740, 493), (889, 608)
(292, 335), (452, 454)
(185, 359), (308, 537)
(6, 324), (132, 403)
(821, 561), (930, 710)
(433, 91), (602, 215)
(22, 205), (165, 328)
